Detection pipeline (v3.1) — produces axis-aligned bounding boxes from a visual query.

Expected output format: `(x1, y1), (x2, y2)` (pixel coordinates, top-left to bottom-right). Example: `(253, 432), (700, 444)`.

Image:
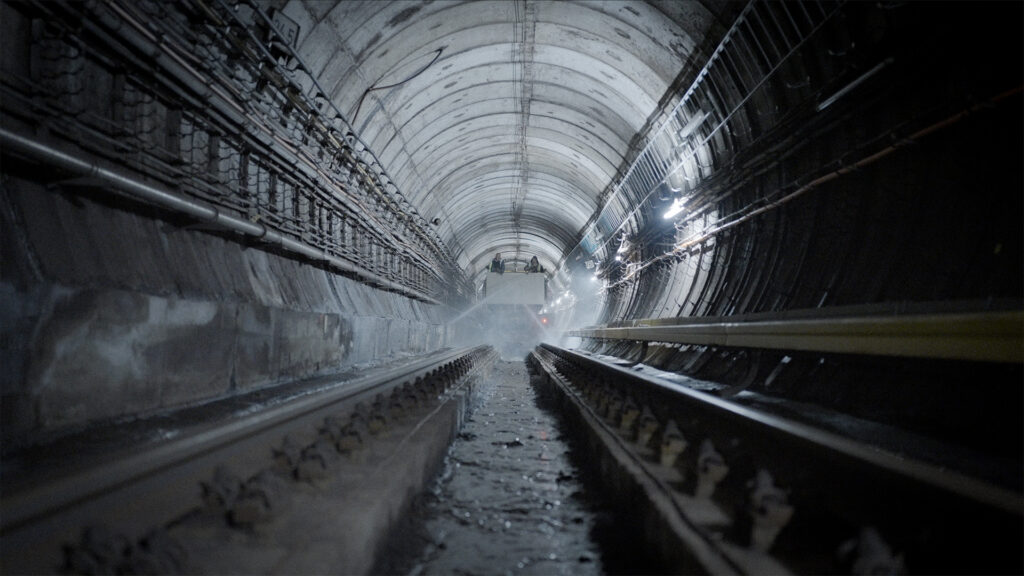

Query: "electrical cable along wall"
(584, 1), (1022, 327)
(572, 0), (846, 285)
(0, 0), (468, 303)
(571, 1), (1022, 468)
(0, 0), (465, 438)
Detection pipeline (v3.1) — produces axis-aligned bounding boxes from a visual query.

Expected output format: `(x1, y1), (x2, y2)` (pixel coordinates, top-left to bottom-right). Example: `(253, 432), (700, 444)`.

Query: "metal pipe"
(537, 343), (1024, 516)
(570, 309), (1024, 363)
(0, 128), (440, 305)
(816, 58), (894, 112)
(235, 0), (456, 270)
(0, 345), (492, 573)
(98, 0), (447, 285)
(602, 84), (1024, 291)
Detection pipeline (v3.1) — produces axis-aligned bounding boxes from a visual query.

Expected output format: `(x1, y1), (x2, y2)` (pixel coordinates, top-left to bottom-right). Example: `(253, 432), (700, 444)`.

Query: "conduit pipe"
(95, 0), (447, 284)
(604, 84), (1024, 290)
(208, 0), (457, 271)
(0, 127), (441, 305)
(672, 85), (1024, 251)
(571, 310), (1024, 363)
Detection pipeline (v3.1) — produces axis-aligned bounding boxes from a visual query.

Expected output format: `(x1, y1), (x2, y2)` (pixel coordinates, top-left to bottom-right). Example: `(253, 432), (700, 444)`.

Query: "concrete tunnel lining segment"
(284, 0), (733, 274)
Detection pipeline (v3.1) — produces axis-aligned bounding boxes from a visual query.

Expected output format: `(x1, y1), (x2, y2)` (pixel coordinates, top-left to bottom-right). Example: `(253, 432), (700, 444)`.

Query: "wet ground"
(378, 360), (629, 575)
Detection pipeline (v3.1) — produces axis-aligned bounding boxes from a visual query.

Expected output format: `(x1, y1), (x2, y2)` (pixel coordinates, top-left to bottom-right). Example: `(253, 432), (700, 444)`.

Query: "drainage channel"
(377, 359), (649, 575)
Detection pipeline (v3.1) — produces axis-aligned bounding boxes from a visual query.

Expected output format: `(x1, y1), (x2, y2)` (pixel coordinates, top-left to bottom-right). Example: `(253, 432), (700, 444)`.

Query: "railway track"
(1, 345), (496, 574)
(529, 343), (1023, 574)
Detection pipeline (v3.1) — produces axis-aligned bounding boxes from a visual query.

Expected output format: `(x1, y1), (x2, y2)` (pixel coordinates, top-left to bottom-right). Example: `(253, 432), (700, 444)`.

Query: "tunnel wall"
(577, 2), (1022, 448)
(0, 0), (463, 445)
(601, 100), (1024, 322)
(596, 2), (1023, 325)
(0, 176), (449, 442)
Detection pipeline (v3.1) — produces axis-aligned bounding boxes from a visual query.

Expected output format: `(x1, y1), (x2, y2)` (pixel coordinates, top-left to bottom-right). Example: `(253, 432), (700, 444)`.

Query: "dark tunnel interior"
(0, 0), (1021, 573)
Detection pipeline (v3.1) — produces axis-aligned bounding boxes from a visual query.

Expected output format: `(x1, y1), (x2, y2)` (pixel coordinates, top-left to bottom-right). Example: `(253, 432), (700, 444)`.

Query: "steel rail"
(1, 346), (485, 535)
(0, 346), (491, 576)
(540, 343), (1022, 515)
(0, 127), (441, 305)
(570, 309), (1024, 363)
(530, 346), (745, 575)
(534, 342), (1023, 573)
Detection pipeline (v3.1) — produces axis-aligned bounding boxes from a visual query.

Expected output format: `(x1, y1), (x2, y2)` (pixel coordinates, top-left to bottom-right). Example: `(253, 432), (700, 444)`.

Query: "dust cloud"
(449, 272), (605, 359)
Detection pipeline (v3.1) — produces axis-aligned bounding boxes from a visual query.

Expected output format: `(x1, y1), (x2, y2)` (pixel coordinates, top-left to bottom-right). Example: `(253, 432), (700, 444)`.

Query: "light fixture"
(615, 255), (622, 261)
(663, 197), (686, 219)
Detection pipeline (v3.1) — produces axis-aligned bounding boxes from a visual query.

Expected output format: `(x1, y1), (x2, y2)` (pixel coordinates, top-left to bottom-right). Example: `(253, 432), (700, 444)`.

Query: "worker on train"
(489, 252), (505, 274)
(524, 256), (544, 273)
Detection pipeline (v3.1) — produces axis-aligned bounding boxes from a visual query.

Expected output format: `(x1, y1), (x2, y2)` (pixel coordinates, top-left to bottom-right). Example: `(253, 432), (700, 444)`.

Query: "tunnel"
(1, 0), (1021, 574)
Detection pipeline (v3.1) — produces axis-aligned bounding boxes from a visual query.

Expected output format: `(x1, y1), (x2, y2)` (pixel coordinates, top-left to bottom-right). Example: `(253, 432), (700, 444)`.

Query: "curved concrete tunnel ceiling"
(270, 0), (731, 276)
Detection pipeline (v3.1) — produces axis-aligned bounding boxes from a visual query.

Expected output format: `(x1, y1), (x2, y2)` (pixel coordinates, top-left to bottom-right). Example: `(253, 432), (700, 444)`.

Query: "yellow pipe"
(571, 311), (1024, 363)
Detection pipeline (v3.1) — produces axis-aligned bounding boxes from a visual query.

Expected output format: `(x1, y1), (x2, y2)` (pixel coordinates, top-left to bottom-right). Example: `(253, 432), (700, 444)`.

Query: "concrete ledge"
(0, 177), (449, 438)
